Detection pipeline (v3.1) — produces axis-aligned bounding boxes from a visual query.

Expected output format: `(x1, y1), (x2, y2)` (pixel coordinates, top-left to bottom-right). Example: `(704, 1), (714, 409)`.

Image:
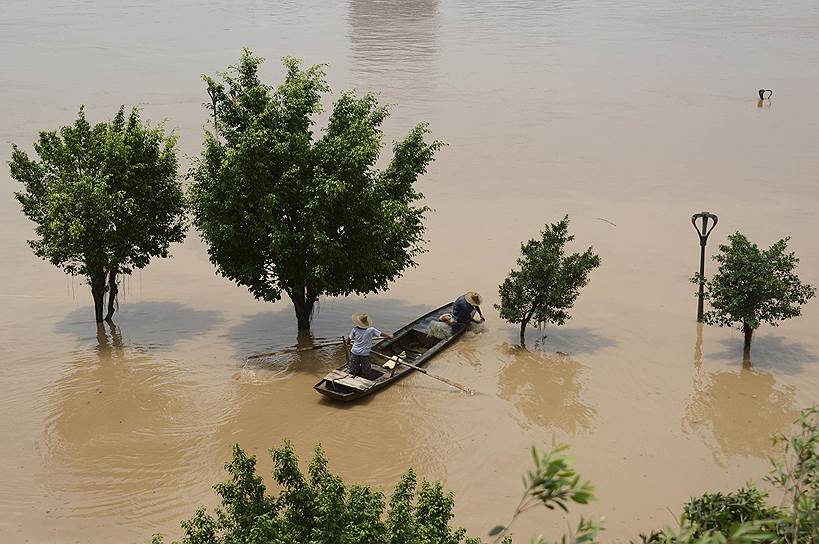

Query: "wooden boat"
(313, 302), (468, 401)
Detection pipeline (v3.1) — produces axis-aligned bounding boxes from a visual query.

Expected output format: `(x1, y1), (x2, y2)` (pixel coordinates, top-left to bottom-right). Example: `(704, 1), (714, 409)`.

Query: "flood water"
(2, 1), (819, 542)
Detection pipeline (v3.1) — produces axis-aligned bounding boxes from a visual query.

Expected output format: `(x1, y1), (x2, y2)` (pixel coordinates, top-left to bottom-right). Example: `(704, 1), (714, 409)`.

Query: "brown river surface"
(2, 1), (819, 542)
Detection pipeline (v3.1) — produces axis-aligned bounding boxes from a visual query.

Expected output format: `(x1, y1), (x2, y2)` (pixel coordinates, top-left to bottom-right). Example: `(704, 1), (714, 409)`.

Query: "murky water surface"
(2, 1), (818, 541)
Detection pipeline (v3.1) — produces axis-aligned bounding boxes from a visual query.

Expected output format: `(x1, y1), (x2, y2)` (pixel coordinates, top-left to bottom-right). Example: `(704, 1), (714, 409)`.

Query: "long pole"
(692, 212), (717, 323)
(246, 340), (345, 360)
(341, 335), (351, 370)
(697, 239), (706, 322)
(370, 351), (474, 395)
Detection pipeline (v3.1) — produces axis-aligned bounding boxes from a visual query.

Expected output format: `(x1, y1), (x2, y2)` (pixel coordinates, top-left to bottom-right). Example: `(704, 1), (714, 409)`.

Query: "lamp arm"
(704, 215), (718, 238)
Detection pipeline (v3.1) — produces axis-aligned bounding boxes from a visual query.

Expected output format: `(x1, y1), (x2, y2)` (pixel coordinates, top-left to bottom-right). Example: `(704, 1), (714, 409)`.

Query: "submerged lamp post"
(692, 211), (718, 322)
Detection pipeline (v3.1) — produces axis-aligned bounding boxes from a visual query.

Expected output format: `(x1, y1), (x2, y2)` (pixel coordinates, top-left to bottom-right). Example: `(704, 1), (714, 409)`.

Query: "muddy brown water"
(1, 1), (819, 542)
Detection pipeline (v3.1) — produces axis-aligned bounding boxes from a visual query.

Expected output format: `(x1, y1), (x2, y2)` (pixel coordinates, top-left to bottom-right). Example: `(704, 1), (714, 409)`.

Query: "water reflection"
(42, 322), (216, 525)
(516, 326), (617, 355)
(497, 343), (596, 433)
(227, 297), (430, 359)
(708, 335), (818, 375)
(55, 301), (223, 351)
(347, 0), (439, 94)
(684, 368), (797, 463)
(685, 326), (798, 463)
(216, 348), (447, 488)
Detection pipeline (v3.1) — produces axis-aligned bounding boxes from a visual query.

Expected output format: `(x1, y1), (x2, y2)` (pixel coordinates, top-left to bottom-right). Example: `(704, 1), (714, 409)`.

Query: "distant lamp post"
(692, 211), (718, 322)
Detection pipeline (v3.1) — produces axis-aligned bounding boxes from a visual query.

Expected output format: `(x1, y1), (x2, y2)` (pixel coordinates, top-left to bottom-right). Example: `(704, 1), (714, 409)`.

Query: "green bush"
(155, 408), (817, 544)
(682, 486), (782, 538)
(152, 441), (479, 544)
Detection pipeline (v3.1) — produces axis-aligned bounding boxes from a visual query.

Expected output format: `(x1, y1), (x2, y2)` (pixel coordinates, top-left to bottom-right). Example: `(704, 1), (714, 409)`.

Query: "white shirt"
(349, 326), (382, 355)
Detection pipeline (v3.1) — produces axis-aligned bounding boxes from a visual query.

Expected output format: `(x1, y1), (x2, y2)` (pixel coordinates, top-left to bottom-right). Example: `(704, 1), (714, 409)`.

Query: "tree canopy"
(190, 51), (443, 329)
(695, 232), (815, 354)
(9, 106), (186, 322)
(496, 216), (600, 344)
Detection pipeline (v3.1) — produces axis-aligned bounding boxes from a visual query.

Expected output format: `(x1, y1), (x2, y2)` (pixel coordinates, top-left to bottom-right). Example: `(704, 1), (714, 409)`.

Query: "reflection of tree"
(684, 367), (797, 463)
(687, 323), (799, 463)
(347, 0), (439, 92)
(497, 343), (595, 433)
(44, 322), (213, 522)
(219, 347), (445, 488)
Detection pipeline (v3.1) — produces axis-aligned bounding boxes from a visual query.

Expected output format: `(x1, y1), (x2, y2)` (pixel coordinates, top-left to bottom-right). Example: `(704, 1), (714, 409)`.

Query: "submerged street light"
(692, 211), (718, 322)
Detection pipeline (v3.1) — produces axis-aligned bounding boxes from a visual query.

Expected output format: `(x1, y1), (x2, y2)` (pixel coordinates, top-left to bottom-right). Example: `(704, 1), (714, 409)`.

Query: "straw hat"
(352, 313), (373, 328)
(465, 291), (483, 306)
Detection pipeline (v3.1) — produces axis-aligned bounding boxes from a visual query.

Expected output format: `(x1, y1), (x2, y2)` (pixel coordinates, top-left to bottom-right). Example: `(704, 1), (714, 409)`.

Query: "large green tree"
(9, 107), (186, 323)
(694, 232), (815, 355)
(190, 51), (442, 330)
(496, 216), (601, 344)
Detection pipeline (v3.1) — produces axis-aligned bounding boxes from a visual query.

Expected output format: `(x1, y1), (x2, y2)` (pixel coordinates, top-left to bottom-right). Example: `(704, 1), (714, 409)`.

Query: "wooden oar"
(370, 351), (474, 395)
(246, 340), (345, 360)
(341, 336), (351, 368)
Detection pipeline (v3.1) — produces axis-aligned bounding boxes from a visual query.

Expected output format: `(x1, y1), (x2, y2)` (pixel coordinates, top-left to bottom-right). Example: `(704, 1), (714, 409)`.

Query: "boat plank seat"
(323, 369), (350, 381)
(332, 375), (375, 390)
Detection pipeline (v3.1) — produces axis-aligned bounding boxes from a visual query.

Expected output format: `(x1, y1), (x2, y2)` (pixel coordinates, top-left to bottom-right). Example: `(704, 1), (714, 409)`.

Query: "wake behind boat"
(313, 303), (468, 401)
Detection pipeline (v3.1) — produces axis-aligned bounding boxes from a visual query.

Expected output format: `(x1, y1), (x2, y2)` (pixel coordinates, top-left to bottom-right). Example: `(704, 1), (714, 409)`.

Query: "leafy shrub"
(683, 486), (782, 537)
(155, 408), (817, 544)
(152, 440), (478, 544)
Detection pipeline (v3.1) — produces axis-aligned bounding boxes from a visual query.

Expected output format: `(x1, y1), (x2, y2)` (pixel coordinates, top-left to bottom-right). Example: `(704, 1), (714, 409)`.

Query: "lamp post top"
(691, 211), (718, 242)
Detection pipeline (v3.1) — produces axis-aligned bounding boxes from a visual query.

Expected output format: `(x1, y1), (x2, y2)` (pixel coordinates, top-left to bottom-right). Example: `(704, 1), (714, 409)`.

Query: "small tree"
(496, 216), (600, 344)
(694, 232), (815, 355)
(190, 51), (442, 330)
(9, 107), (186, 323)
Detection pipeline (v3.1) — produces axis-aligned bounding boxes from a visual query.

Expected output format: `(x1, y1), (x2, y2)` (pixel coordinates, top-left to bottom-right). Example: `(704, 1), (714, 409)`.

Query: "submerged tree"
(190, 50), (442, 330)
(496, 216), (600, 344)
(9, 107), (186, 323)
(694, 232), (815, 356)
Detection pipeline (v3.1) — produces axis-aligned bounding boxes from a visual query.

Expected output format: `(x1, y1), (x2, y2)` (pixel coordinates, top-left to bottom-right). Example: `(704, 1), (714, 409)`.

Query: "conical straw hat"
(352, 313), (373, 328)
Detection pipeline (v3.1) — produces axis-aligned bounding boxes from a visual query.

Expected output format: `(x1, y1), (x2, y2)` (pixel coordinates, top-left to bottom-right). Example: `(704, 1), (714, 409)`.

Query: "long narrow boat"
(313, 302), (468, 401)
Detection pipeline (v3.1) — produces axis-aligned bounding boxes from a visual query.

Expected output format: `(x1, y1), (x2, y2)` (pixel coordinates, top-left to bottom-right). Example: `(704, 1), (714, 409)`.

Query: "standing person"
(348, 313), (393, 377)
(452, 291), (485, 326)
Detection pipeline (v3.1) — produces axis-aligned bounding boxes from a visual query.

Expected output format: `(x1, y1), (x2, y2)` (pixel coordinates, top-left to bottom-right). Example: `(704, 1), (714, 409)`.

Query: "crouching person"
(349, 313), (393, 377)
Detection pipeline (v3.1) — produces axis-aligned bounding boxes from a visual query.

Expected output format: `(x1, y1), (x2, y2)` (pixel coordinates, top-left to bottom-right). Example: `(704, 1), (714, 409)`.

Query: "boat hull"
(313, 302), (467, 401)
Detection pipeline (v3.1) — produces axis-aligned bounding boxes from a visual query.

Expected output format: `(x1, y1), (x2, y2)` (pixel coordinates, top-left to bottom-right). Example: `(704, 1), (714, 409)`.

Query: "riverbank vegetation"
(153, 407), (816, 544)
(9, 107), (186, 323)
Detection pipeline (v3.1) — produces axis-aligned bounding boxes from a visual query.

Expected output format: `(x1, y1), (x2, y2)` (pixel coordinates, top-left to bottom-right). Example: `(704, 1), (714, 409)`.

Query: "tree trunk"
(90, 269), (107, 323)
(290, 288), (316, 331)
(519, 317), (530, 346)
(105, 269), (118, 321)
(742, 322), (753, 361)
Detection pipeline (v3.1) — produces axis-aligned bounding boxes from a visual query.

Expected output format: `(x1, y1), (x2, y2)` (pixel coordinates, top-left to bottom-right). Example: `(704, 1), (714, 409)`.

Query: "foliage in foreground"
(9, 106), (186, 323)
(153, 440), (478, 544)
(643, 406), (817, 544)
(693, 232), (815, 354)
(189, 50), (443, 330)
(495, 216), (601, 344)
(154, 407), (817, 544)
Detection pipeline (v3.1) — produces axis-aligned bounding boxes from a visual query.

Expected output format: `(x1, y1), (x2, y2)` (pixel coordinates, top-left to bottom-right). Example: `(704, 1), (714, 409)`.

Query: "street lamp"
(692, 211), (718, 322)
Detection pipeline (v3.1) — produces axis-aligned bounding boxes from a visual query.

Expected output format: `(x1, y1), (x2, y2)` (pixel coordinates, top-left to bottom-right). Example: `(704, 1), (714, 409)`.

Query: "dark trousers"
(349, 353), (372, 377)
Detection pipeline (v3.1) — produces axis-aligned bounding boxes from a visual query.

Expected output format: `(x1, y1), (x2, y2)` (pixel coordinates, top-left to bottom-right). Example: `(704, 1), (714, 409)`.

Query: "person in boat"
(348, 313), (393, 378)
(452, 291), (485, 326)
